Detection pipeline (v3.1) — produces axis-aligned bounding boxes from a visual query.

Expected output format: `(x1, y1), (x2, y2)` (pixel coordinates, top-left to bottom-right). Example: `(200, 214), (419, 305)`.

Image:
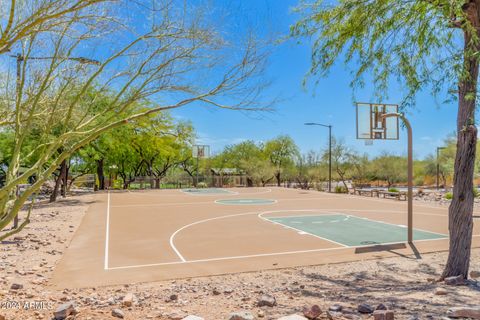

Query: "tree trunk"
(50, 159), (67, 203)
(246, 177), (253, 187)
(96, 159), (105, 190)
(275, 172), (281, 187)
(442, 15), (479, 279)
(61, 161), (69, 197)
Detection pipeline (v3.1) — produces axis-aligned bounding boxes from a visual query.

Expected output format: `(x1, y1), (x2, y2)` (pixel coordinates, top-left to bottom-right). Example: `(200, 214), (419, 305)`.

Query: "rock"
(183, 316), (204, 320)
(376, 304), (387, 310)
(112, 308), (125, 319)
(224, 287), (234, 294)
(257, 294), (276, 307)
(373, 310), (394, 320)
(212, 288), (221, 295)
(277, 316), (308, 320)
(358, 303), (374, 314)
(435, 288), (448, 295)
(302, 305), (322, 319)
(329, 305), (343, 312)
(471, 271), (480, 278)
(122, 292), (136, 307)
(170, 294), (178, 301)
(258, 310), (265, 318)
(446, 307), (480, 319)
(53, 301), (77, 320)
(357, 303), (374, 313)
(228, 311), (256, 320)
(326, 311), (342, 320)
(10, 283), (23, 290)
(445, 275), (465, 286)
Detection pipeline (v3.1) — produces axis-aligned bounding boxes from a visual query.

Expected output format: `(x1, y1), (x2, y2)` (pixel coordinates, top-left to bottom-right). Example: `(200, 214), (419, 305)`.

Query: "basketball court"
(50, 187), (480, 288)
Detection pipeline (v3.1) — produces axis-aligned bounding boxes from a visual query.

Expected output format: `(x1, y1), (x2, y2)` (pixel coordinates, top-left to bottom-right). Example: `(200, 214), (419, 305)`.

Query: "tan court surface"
(51, 187), (480, 288)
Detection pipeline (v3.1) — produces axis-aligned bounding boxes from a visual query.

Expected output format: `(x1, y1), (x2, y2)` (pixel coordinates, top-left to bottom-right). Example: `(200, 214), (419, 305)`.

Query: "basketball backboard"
(192, 145), (210, 159)
(356, 103), (399, 140)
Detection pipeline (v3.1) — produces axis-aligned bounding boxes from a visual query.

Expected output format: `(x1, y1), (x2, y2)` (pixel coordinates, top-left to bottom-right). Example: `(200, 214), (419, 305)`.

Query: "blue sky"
(171, 0), (459, 159)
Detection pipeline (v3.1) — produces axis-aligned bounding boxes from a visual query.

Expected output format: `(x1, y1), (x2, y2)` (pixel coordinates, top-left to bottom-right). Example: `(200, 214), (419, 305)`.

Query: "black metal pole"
(328, 125), (332, 193)
(436, 148), (440, 190)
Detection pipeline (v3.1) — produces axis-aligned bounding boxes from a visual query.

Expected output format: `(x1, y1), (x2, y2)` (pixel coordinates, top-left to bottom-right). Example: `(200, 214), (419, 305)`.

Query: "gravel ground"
(0, 192), (479, 320)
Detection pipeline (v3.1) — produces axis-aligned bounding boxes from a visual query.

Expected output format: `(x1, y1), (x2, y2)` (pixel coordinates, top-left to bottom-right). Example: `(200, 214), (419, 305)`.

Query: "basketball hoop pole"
(381, 113), (413, 244)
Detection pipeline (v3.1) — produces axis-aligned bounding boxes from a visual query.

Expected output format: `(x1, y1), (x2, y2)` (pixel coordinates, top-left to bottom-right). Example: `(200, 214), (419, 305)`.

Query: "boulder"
(302, 305), (322, 319)
(228, 311), (256, 320)
(257, 294), (276, 307)
(53, 301), (77, 320)
(112, 308), (125, 319)
(446, 307), (480, 319)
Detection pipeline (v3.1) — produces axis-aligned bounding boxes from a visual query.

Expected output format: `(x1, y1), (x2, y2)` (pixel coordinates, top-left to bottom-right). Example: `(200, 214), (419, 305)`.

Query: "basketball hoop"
(192, 145), (210, 159)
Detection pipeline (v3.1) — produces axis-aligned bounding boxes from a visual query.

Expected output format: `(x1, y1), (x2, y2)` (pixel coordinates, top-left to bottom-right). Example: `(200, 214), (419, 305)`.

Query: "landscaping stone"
(112, 308), (125, 319)
(470, 271), (480, 279)
(328, 305), (343, 312)
(10, 283), (23, 290)
(358, 303), (374, 314)
(373, 310), (394, 320)
(122, 292), (136, 307)
(53, 301), (77, 320)
(257, 294), (276, 307)
(302, 305), (322, 319)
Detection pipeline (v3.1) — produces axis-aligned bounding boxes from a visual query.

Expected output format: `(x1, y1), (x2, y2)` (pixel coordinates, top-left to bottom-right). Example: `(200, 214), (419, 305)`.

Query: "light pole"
(305, 122), (332, 193)
(436, 147), (446, 190)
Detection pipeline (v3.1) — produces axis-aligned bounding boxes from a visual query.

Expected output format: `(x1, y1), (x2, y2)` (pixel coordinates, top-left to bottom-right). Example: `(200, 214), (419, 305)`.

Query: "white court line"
(104, 192), (111, 270)
(106, 235), (480, 271)
(180, 188), (239, 196)
(258, 210), (349, 248)
(168, 211), (259, 263)
(261, 210), (448, 237)
(214, 199), (278, 205)
(111, 201), (214, 208)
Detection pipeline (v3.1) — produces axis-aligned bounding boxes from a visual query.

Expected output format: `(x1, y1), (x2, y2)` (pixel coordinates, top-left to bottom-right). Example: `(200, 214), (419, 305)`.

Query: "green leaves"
(292, 0), (465, 107)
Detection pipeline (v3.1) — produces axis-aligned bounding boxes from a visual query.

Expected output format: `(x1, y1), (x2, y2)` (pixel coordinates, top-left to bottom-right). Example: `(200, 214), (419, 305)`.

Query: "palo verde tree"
(264, 136), (299, 186)
(0, 0), (270, 240)
(293, 0), (480, 279)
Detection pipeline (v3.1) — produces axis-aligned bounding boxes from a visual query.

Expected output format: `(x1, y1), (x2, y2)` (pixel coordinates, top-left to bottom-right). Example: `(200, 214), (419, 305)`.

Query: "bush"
(388, 187), (399, 193)
(445, 192), (453, 200)
(335, 186), (348, 193)
(197, 182), (208, 188)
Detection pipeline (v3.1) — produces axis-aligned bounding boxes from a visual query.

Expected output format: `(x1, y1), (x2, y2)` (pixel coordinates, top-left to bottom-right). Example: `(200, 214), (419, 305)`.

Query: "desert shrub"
(388, 187), (399, 193)
(445, 192), (453, 200)
(335, 186), (348, 193)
